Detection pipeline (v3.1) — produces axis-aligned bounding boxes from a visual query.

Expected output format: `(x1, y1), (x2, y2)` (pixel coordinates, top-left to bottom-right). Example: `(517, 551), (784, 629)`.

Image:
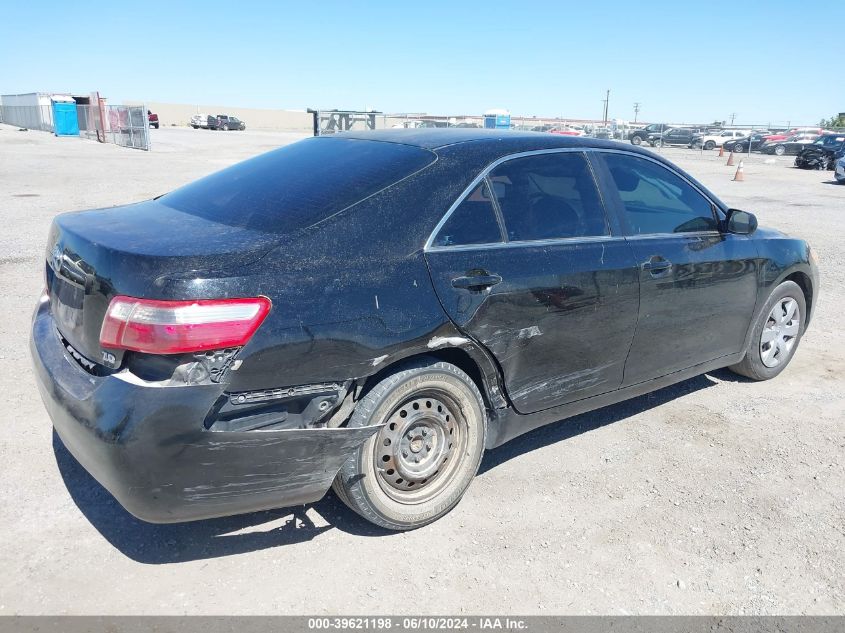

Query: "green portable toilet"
(52, 97), (79, 136)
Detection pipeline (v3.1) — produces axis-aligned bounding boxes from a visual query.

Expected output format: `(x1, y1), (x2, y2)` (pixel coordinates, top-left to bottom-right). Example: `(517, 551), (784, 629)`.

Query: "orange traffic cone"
(726, 151), (735, 166)
(718, 145), (725, 157)
(733, 160), (745, 181)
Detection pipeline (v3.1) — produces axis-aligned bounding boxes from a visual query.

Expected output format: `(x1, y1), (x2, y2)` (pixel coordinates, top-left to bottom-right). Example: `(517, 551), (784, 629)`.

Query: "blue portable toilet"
(52, 97), (79, 136)
(483, 108), (511, 130)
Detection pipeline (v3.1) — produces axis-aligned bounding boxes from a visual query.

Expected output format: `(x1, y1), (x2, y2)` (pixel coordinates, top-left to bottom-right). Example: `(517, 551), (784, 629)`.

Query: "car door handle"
(642, 257), (672, 274)
(451, 273), (503, 290)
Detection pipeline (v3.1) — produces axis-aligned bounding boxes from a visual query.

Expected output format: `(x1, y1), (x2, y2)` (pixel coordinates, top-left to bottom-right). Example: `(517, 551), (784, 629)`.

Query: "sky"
(2, 0), (843, 126)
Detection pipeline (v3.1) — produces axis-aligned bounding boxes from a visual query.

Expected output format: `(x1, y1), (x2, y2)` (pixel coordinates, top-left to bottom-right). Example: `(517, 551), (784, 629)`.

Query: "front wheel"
(631, 135), (643, 146)
(774, 145), (786, 156)
(704, 140), (716, 150)
(729, 281), (806, 381)
(333, 358), (487, 530)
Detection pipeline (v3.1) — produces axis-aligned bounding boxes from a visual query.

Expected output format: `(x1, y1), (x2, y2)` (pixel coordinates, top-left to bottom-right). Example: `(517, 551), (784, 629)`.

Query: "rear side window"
(433, 181), (503, 247)
(488, 152), (608, 241)
(160, 138), (435, 233)
(603, 153), (718, 235)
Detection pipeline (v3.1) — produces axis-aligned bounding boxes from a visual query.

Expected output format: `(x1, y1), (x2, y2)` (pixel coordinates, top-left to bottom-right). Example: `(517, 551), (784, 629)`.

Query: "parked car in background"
(692, 129), (750, 150)
(764, 127), (823, 143)
(761, 134), (820, 156)
(210, 115), (246, 131)
(650, 127), (697, 147)
(794, 134), (845, 170)
(835, 155), (845, 182)
(147, 110), (159, 129)
(190, 114), (210, 129)
(32, 130), (818, 530)
(724, 133), (769, 153)
(629, 123), (668, 145)
(549, 126), (585, 136)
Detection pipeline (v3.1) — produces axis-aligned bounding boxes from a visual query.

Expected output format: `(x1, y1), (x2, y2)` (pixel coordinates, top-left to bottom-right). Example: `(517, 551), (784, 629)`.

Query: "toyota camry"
(31, 130), (819, 530)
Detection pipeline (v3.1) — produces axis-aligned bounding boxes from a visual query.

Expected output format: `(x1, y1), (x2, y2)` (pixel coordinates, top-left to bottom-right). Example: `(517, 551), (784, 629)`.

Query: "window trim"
(425, 148), (613, 252)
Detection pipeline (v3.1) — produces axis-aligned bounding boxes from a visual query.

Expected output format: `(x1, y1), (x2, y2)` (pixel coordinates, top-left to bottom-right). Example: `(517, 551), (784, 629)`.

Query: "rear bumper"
(30, 299), (378, 523)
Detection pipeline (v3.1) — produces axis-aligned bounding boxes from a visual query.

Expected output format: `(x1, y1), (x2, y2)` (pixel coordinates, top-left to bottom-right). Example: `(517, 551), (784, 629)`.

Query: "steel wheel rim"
(760, 297), (800, 368)
(373, 391), (468, 504)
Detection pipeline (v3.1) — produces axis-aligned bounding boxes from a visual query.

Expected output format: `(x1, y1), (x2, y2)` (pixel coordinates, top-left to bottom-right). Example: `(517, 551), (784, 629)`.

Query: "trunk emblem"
(101, 351), (117, 367)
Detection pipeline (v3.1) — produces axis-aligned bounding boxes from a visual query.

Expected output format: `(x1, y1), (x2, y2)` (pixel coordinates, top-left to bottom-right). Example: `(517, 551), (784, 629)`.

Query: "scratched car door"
(424, 151), (640, 414)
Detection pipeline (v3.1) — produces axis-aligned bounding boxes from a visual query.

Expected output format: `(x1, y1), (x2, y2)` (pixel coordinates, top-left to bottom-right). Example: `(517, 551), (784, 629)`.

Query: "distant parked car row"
(190, 113), (246, 130)
(625, 123), (845, 161)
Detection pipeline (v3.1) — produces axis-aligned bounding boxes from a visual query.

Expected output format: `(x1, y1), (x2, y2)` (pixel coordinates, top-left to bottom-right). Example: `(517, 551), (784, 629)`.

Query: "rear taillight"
(99, 296), (271, 355)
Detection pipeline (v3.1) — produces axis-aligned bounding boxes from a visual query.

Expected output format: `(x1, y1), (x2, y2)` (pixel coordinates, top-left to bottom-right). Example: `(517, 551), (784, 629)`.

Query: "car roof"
(335, 128), (635, 151)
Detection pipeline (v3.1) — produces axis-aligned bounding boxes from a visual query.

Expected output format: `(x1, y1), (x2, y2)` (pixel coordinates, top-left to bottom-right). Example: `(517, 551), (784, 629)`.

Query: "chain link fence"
(102, 105), (150, 150)
(0, 103), (150, 150)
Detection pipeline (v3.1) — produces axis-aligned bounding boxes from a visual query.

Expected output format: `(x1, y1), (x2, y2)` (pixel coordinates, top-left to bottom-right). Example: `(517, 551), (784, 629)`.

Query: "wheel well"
(784, 271), (814, 324)
(358, 348), (495, 411)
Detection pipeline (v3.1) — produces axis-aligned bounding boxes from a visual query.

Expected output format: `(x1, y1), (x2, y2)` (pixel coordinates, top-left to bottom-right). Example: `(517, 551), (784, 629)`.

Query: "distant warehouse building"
(0, 92), (101, 135)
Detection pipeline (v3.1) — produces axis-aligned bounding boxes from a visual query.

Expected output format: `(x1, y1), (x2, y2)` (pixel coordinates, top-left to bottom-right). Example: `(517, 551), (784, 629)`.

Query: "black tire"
(652, 139), (663, 148)
(631, 135), (643, 146)
(191, 125), (198, 129)
(704, 140), (716, 150)
(774, 145), (786, 156)
(333, 358), (487, 530)
(729, 281), (806, 381)
(222, 124), (229, 131)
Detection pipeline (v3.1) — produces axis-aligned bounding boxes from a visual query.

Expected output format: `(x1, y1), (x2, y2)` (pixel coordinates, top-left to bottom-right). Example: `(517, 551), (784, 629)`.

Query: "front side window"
(603, 153), (718, 235)
(432, 181), (503, 247)
(487, 152), (608, 241)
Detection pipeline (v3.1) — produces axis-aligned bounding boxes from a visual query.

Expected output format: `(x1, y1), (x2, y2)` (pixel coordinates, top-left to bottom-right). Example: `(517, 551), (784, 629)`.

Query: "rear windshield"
(159, 137), (435, 232)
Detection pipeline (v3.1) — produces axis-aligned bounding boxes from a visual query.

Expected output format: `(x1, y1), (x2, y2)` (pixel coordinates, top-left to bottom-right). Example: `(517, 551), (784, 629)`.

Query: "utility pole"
(729, 112), (737, 126)
(633, 102), (640, 123)
(602, 89), (610, 127)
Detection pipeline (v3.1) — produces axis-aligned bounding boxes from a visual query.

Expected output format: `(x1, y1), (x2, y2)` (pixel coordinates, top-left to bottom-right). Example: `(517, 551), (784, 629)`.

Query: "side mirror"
(725, 209), (758, 235)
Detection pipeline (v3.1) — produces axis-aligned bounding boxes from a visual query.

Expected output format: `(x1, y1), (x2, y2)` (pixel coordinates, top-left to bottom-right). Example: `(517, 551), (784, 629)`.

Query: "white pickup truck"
(693, 129), (751, 150)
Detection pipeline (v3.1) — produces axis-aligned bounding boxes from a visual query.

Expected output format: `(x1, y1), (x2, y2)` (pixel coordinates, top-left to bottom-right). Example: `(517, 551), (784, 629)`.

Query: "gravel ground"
(0, 126), (842, 615)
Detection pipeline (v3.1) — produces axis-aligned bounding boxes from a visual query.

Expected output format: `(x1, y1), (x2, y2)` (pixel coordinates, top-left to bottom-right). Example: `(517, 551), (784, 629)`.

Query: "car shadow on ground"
(55, 371), (723, 564)
(52, 431), (392, 564)
(479, 372), (720, 474)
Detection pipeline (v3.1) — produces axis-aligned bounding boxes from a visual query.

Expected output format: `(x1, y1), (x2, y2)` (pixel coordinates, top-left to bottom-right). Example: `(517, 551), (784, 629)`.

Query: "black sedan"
(724, 133), (768, 153)
(31, 130), (819, 530)
(761, 135), (820, 156)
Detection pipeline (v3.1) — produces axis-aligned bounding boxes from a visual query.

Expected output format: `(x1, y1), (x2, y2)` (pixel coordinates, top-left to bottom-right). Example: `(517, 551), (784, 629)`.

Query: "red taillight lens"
(99, 296), (271, 354)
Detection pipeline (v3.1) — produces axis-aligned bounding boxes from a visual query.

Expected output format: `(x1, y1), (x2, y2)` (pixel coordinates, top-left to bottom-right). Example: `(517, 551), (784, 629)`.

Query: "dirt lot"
(0, 125), (842, 615)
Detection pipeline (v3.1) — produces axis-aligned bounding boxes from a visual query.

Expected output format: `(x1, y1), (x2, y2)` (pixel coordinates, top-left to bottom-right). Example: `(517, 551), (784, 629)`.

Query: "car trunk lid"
(46, 199), (283, 369)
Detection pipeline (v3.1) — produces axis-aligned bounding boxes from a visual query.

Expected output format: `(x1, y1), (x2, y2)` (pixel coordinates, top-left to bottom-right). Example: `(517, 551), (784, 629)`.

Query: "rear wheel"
(704, 140), (716, 150)
(729, 281), (806, 381)
(774, 145), (786, 156)
(652, 139), (663, 147)
(333, 358), (487, 530)
(631, 135), (643, 146)
(222, 124), (229, 131)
